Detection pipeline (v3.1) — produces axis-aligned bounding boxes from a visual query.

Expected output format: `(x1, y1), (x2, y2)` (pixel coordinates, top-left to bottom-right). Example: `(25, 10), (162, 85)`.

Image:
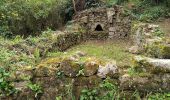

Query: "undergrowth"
(132, 1), (170, 22)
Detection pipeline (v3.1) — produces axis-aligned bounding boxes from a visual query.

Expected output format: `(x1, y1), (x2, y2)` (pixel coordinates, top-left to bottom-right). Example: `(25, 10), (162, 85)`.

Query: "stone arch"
(95, 24), (103, 31)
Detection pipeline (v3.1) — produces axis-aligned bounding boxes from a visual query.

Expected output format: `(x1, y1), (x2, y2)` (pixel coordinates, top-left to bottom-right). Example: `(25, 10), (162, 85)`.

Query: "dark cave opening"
(95, 24), (103, 31)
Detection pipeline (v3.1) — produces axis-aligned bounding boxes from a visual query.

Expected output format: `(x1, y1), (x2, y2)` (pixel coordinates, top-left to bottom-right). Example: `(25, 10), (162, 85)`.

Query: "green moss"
(145, 42), (163, 58)
(161, 45), (170, 59)
(145, 41), (170, 59)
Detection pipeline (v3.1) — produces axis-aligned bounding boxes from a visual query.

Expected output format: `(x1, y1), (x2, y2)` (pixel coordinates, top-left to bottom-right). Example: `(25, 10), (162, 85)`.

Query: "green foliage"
(33, 48), (40, 63)
(103, 0), (129, 7)
(99, 78), (118, 100)
(85, 0), (104, 9)
(0, 48), (16, 67)
(80, 77), (119, 100)
(152, 29), (165, 37)
(65, 81), (75, 100)
(0, 0), (72, 37)
(56, 71), (64, 79)
(55, 96), (62, 100)
(0, 68), (16, 96)
(12, 35), (24, 45)
(132, 0), (170, 22)
(27, 83), (43, 98)
(128, 67), (138, 76)
(131, 90), (141, 100)
(104, 0), (118, 7)
(80, 89), (99, 100)
(76, 69), (85, 77)
(144, 42), (170, 58)
(139, 6), (169, 22)
(148, 92), (170, 100)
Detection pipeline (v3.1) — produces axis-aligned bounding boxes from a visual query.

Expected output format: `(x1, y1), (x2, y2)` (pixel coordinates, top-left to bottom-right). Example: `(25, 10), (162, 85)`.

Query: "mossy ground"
(155, 18), (170, 37)
(47, 39), (133, 67)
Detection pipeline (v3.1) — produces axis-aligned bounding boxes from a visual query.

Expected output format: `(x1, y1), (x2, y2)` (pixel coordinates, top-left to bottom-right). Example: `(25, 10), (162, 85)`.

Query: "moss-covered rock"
(60, 59), (81, 77)
(74, 76), (102, 86)
(144, 41), (170, 59)
(83, 61), (99, 76)
(133, 56), (170, 73)
(34, 58), (62, 77)
(161, 44), (170, 59)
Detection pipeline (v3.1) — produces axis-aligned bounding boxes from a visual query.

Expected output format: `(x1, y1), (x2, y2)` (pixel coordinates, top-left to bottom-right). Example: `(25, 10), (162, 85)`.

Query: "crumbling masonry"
(73, 6), (132, 39)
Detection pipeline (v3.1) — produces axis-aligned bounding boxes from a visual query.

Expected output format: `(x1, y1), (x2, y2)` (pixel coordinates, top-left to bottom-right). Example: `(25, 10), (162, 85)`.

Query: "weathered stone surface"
(107, 8), (115, 23)
(73, 6), (131, 39)
(35, 66), (58, 77)
(134, 56), (170, 73)
(74, 76), (102, 86)
(60, 59), (81, 77)
(83, 61), (99, 76)
(120, 73), (170, 92)
(14, 81), (28, 91)
(97, 61), (118, 78)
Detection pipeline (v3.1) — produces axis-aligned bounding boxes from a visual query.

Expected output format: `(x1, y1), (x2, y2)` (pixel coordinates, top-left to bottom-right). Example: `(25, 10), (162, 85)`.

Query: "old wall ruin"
(73, 6), (132, 39)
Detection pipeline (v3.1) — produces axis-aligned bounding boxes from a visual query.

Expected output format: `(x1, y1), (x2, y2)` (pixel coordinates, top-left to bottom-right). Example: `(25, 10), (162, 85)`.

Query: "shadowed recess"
(95, 24), (103, 31)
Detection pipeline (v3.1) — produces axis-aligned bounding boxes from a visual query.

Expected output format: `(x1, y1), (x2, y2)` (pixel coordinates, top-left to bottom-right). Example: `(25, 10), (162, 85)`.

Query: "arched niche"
(95, 24), (103, 31)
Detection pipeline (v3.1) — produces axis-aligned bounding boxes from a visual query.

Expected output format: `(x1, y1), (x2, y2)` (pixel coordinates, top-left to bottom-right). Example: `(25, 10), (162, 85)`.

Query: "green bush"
(139, 6), (169, 22)
(0, 0), (72, 37)
(132, 0), (170, 22)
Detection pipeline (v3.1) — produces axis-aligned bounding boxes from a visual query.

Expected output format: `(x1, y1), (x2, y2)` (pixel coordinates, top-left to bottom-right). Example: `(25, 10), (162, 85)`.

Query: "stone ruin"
(73, 5), (132, 39)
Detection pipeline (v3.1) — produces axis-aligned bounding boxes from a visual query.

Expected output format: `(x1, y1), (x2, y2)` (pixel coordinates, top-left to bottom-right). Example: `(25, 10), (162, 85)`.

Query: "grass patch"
(47, 40), (133, 66)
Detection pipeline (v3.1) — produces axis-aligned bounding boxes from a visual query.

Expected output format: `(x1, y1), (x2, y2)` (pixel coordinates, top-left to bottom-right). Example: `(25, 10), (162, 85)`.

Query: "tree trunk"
(72, 0), (77, 13)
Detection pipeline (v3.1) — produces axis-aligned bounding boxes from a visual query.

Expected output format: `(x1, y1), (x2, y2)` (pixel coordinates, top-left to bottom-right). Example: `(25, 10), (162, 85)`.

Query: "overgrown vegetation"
(0, 0), (170, 99)
(131, 0), (170, 22)
(0, 68), (16, 96)
(0, 0), (73, 37)
(27, 83), (43, 98)
(80, 78), (119, 100)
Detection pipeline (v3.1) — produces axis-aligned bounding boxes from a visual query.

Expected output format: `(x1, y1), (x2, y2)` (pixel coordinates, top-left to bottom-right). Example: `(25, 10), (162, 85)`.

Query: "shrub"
(0, 0), (72, 37)
(139, 6), (169, 22)
(132, 0), (170, 22)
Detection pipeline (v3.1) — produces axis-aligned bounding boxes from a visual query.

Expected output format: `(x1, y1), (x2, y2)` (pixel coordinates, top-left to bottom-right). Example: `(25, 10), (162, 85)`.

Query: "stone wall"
(73, 6), (132, 39)
(2, 53), (170, 100)
(6, 24), (86, 59)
